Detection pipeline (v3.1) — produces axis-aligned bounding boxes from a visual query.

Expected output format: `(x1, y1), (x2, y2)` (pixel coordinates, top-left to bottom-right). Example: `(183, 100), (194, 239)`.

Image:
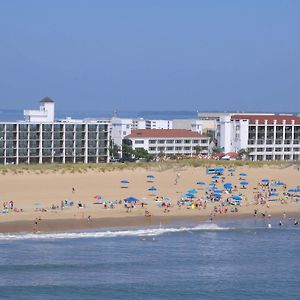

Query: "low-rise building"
(124, 129), (210, 157)
(173, 119), (202, 133)
(145, 120), (173, 129)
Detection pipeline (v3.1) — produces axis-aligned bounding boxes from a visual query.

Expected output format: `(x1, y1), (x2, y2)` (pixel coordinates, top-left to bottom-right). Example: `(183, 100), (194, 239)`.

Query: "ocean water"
(0, 109), (198, 122)
(0, 219), (300, 300)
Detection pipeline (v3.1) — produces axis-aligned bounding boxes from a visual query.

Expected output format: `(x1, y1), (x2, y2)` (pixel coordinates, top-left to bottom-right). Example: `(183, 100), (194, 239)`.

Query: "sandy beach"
(0, 162), (299, 233)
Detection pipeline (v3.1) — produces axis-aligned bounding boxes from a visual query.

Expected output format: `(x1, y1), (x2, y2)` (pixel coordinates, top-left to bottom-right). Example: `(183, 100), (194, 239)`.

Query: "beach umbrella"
(239, 173), (247, 177)
(124, 196), (139, 203)
(270, 193), (279, 197)
(288, 189), (296, 193)
(187, 189), (197, 194)
(185, 193), (196, 198)
(214, 189), (223, 194)
(120, 180), (129, 184)
(240, 181), (249, 186)
(224, 183), (232, 189)
(148, 186), (157, 191)
(147, 175), (155, 179)
(231, 195), (242, 201)
(228, 168), (235, 172)
(276, 182), (285, 186)
(211, 175), (219, 179)
(93, 195), (102, 199)
(261, 179), (269, 183)
(212, 193), (222, 198)
(215, 168), (224, 173)
(197, 181), (205, 185)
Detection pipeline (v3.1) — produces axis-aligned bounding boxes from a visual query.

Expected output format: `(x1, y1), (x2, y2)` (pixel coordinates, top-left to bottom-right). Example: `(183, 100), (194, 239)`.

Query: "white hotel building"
(218, 114), (300, 161)
(0, 98), (110, 164)
(124, 129), (210, 157)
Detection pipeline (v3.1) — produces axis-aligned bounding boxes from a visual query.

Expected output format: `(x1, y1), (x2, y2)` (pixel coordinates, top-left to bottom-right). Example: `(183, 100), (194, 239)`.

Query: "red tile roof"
(231, 114), (300, 124)
(126, 129), (207, 139)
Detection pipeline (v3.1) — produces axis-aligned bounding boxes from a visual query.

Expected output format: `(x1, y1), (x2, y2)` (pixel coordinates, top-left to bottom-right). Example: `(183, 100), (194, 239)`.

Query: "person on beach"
(72, 187), (75, 193)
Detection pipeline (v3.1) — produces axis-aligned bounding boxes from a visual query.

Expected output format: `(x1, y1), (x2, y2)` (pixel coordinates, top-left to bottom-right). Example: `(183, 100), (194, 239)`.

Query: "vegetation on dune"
(0, 159), (298, 175)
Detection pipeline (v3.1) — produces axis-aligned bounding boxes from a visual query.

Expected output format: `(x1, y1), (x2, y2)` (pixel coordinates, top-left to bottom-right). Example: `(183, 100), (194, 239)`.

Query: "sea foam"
(0, 223), (227, 241)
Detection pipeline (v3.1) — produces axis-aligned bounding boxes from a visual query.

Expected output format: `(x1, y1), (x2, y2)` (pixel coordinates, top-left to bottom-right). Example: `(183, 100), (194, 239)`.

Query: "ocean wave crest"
(0, 223), (227, 241)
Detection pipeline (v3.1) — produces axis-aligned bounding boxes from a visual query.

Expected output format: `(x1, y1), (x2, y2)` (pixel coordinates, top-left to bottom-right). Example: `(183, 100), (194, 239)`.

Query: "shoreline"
(0, 210), (298, 234)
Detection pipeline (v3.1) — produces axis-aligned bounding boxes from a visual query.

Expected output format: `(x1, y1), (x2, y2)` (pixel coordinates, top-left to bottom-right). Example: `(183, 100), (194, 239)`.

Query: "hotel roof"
(40, 96), (55, 103)
(126, 129), (207, 139)
(231, 114), (300, 125)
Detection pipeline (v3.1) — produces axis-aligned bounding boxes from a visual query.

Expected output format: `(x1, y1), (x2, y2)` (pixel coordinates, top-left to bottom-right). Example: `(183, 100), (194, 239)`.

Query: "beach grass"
(0, 159), (298, 175)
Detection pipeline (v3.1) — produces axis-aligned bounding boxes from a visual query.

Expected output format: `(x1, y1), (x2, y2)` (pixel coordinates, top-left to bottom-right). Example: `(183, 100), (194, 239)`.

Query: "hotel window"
(88, 132), (97, 139)
(29, 124), (39, 131)
(43, 124), (52, 131)
(42, 141), (52, 148)
(166, 147), (173, 151)
(167, 140), (174, 144)
(88, 125), (97, 131)
(275, 148), (282, 152)
(66, 141), (74, 147)
(275, 155), (281, 160)
(158, 147), (165, 151)
(6, 124), (17, 131)
(294, 147), (300, 152)
(88, 141), (97, 147)
(193, 140), (199, 144)
(184, 140), (191, 144)
(175, 140), (182, 144)
(158, 140), (165, 144)
(135, 140), (144, 144)
(284, 148), (291, 152)
(149, 147), (156, 151)
(65, 125), (74, 132)
(184, 147), (191, 150)
(257, 148), (264, 152)
(54, 124), (63, 131)
(175, 147), (182, 151)
(19, 132), (28, 139)
(266, 148), (273, 152)
(76, 125), (85, 132)
(149, 140), (156, 144)
(201, 139), (208, 144)
(65, 132), (74, 140)
(19, 124), (28, 131)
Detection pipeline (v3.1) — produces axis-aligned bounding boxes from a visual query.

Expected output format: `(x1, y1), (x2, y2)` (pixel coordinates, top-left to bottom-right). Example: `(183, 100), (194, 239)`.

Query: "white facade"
(110, 117), (146, 149)
(145, 120), (173, 129)
(24, 97), (55, 123)
(125, 129), (210, 157)
(218, 114), (300, 161)
(173, 119), (202, 133)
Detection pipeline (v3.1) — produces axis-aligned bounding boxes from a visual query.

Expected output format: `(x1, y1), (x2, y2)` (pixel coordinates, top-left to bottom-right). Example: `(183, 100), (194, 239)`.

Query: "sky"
(0, 0), (300, 113)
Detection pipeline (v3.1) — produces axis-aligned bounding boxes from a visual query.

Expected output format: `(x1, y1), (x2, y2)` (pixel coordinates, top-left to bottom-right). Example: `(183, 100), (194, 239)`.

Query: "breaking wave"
(0, 223), (228, 241)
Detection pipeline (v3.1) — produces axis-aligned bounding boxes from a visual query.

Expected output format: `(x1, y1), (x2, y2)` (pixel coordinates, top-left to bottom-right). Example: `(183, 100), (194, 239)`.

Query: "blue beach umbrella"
(224, 183), (232, 189)
(187, 189), (197, 194)
(148, 186), (157, 191)
(211, 175), (219, 179)
(231, 195), (242, 201)
(214, 189), (223, 194)
(270, 193), (279, 197)
(261, 179), (269, 183)
(228, 168), (235, 172)
(185, 193), (196, 198)
(124, 197), (139, 203)
(276, 182), (285, 186)
(212, 193), (222, 197)
(240, 181), (249, 186)
(147, 175), (155, 179)
(120, 180), (129, 184)
(239, 173), (247, 177)
(197, 181), (205, 185)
